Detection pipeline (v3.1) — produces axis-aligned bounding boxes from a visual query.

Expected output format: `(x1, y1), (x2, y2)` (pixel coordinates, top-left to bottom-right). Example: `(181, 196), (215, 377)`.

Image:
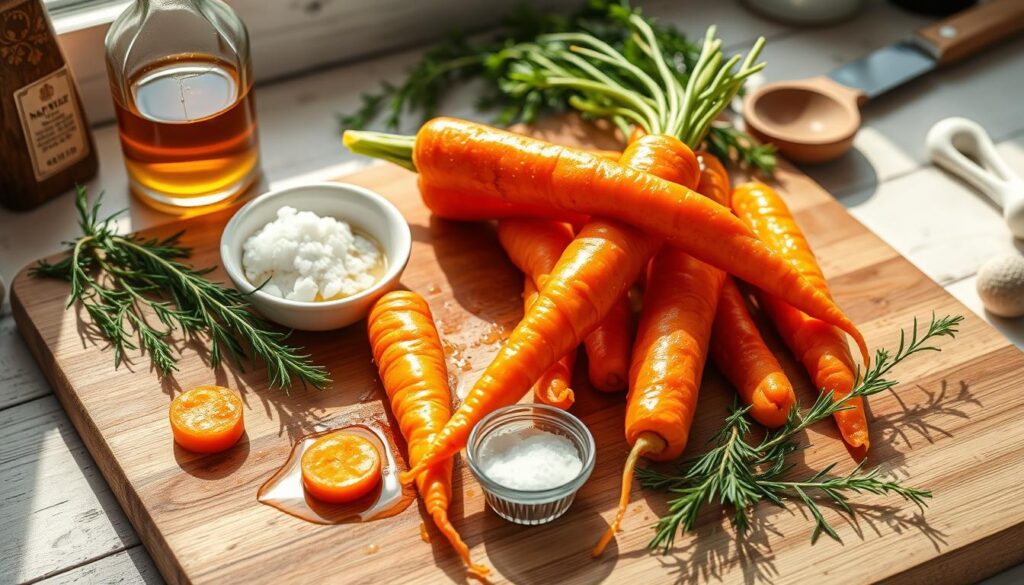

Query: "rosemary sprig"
(638, 313), (963, 552)
(339, 0), (776, 175)
(32, 187), (331, 391)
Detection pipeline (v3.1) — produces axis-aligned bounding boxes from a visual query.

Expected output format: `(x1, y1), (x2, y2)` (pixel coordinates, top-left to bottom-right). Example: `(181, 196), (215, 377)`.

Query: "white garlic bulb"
(976, 254), (1024, 318)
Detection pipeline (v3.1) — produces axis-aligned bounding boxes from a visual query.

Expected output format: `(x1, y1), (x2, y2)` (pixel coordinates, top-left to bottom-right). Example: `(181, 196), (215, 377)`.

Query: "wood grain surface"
(11, 119), (1024, 584)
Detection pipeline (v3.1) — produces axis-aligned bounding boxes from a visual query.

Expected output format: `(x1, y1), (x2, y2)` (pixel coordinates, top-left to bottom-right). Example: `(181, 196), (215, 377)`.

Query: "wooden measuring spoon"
(743, 0), (1024, 164)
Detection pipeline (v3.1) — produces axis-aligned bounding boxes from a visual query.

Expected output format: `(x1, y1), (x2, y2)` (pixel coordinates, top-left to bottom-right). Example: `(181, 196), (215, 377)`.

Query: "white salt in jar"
(466, 404), (595, 525)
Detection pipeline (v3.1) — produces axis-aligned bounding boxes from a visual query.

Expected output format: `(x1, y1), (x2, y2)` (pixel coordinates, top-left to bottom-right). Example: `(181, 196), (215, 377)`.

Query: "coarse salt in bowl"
(466, 404), (596, 525)
(220, 183), (411, 331)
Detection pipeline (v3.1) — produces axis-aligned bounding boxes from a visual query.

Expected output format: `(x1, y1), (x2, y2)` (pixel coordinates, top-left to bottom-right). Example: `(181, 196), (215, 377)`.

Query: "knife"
(829, 0), (1024, 100)
(742, 0), (1024, 163)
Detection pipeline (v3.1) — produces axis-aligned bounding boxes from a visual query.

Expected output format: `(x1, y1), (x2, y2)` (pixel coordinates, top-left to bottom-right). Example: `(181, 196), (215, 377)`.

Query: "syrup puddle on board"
(257, 422), (415, 524)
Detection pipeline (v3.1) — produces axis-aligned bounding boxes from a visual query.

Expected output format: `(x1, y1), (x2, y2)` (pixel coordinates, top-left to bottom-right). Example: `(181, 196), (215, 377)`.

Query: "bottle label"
(14, 66), (90, 182)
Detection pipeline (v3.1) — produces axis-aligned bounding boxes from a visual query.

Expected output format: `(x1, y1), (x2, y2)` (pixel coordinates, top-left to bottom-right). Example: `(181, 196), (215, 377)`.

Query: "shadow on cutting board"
(799, 146), (879, 207)
(478, 496), (617, 585)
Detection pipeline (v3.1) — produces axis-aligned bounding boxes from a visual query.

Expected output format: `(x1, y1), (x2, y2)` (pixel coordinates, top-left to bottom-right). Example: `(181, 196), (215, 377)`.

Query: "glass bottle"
(105, 0), (262, 214)
(0, 0), (98, 211)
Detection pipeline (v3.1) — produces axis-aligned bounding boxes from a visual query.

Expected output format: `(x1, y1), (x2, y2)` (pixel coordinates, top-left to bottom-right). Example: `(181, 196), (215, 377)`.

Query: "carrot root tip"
(591, 433), (666, 559)
(399, 466), (422, 485)
(604, 374), (625, 391)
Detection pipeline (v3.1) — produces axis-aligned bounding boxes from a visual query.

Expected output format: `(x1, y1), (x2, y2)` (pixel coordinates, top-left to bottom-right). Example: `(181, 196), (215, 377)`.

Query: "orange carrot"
(347, 118), (868, 365)
(301, 432), (382, 503)
(694, 151), (730, 206)
(497, 219), (578, 409)
(523, 278), (575, 409)
(498, 218), (632, 401)
(496, 219), (575, 284)
(595, 147), (729, 556)
(415, 146), (619, 224)
(367, 291), (489, 577)
(420, 178), (588, 225)
(732, 182), (868, 449)
(400, 133), (700, 483)
(169, 385), (244, 454)
(497, 214), (633, 395)
(710, 278), (796, 428)
(595, 245), (727, 556)
(582, 295), (632, 392)
(691, 153), (796, 429)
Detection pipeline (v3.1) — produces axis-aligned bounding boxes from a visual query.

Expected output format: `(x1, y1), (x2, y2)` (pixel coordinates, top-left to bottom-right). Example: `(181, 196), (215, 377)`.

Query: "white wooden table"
(2, 1), (1023, 583)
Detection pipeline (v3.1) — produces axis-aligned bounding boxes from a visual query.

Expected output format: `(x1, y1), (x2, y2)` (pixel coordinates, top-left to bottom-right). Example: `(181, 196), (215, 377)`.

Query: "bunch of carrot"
(347, 21), (871, 569)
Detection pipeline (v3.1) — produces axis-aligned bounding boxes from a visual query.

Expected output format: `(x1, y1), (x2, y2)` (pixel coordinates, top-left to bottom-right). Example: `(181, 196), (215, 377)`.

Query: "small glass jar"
(466, 404), (595, 525)
(105, 0), (262, 214)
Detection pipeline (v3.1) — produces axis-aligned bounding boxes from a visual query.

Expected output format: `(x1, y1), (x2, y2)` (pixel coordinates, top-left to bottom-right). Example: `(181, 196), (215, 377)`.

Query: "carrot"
(497, 219), (578, 409)
(595, 147), (729, 557)
(496, 219), (575, 284)
(301, 432), (382, 503)
(399, 133), (699, 484)
(523, 278), (576, 409)
(169, 385), (244, 454)
(731, 182), (868, 449)
(416, 146), (619, 224)
(691, 153), (797, 429)
(346, 118), (869, 365)
(710, 278), (796, 428)
(582, 295), (632, 392)
(367, 291), (489, 577)
(694, 151), (730, 206)
(420, 178), (588, 225)
(497, 218), (633, 401)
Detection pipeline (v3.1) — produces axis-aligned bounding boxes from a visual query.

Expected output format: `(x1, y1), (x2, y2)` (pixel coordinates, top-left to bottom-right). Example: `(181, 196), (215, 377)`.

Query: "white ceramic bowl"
(220, 182), (411, 331)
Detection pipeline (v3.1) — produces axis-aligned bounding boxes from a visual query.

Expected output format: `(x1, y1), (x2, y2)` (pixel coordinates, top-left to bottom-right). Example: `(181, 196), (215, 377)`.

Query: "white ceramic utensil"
(926, 117), (1024, 239)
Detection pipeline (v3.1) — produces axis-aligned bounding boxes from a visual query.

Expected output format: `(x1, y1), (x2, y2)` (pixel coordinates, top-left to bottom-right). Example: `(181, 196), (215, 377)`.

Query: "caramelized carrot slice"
(301, 432), (382, 504)
(169, 385), (244, 454)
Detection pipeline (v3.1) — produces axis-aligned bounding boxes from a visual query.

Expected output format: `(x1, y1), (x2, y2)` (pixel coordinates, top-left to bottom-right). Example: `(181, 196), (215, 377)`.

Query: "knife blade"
(826, 0), (1024, 101)
(826, 40), (937, 100)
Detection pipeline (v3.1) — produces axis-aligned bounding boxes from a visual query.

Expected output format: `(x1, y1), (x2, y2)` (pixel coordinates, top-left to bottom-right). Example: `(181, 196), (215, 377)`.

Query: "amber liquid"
(112, 54), (261, 213)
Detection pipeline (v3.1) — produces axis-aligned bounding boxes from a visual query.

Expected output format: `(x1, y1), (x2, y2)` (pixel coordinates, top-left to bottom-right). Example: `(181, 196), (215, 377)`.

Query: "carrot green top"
(344, 21), (764, 167)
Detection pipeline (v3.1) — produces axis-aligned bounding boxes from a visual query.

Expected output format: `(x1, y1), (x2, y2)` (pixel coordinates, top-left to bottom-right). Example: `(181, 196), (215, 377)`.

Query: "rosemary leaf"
(32, 187), (331, 391)
(639, 313), (961, 552)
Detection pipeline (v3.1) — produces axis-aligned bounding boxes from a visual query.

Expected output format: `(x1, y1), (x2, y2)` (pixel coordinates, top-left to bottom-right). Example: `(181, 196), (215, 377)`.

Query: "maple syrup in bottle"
(0, 0), (98, 211)
(105, 0), (261, 214)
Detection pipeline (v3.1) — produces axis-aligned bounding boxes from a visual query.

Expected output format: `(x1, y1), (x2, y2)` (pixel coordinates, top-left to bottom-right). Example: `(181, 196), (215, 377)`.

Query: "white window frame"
(53, 0), (577, 126)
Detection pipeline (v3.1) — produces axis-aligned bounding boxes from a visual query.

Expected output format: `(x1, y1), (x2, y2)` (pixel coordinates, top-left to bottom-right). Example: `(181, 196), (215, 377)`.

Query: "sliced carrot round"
(169, 385), (245, 454)
(301, 432), (382, 504)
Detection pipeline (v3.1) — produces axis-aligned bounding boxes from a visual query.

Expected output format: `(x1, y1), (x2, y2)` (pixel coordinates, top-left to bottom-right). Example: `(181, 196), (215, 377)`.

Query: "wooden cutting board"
(12, 119), (1024, 585)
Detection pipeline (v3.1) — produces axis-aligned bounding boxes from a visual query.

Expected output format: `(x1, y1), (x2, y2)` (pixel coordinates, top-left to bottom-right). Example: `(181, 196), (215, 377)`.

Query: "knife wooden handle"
(915, 0), (1024, 66)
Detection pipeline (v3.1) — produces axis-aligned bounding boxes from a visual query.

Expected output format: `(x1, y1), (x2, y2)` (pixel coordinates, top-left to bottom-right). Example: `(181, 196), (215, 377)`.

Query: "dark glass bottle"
(0, 0), (98, 210)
